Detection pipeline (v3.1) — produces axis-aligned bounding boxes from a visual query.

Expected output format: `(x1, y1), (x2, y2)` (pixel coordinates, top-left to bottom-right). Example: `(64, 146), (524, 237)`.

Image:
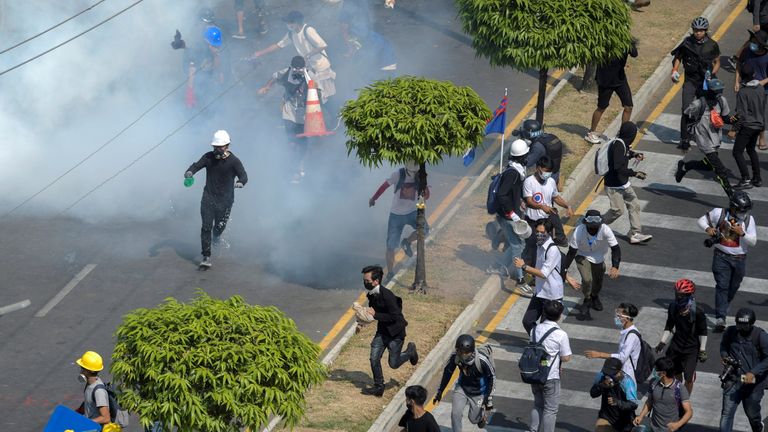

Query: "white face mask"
(540, 171), (552, 181)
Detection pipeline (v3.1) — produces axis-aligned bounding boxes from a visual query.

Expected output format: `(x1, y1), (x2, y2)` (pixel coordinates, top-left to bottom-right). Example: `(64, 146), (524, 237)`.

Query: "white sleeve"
(276, 32), (291, 48)
(539, 246), (559, 277)
(568, 227), (580, 249)
(697, 209), (719, 231)
(305, 26), (327, 49)
(744, 216), (758, 246)
(523, 177), (534, 198)
(559, 332), (572, 357)
(550, 179), (559, 197)
(603, 225), (619, 247)
(386, 170), (399, 186)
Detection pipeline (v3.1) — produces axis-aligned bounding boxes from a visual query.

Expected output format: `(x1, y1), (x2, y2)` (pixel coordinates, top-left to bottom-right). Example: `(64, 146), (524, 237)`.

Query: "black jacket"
(734, 81), (766, 131)
(436, 353), (495, 403)
(671, 36), (720, 83)
(496, 166), (524, 218)
(604, 140), (638, 188)
(720, 326), (768, 390)
(590, 375), (638, 431)
(186, 152), (248, 203)
(665, 303), (707, 354)
(367, 286), (407, 338)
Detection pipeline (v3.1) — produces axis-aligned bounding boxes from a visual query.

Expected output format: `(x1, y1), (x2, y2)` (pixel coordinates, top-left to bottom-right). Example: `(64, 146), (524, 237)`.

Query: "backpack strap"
(395, 168), (406, 192)
(627, 329), (642, 371)
(301, 25), (329, 61)
(90, 383), (109, 407)
(544, 243), (562, 276)
(533, 326), (560, 345)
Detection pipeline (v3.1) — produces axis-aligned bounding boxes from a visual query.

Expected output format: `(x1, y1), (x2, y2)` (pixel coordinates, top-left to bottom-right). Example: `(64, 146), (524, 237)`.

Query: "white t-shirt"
(535, 238), (563, 300)
(613, 325), (641, 384)
(387, 169), (421, 216)
(531, 320), (571, 381)
(277, 24), (332, 72)
(523, 175), (559, 220)
(568, 224), (619, 264)
(697, 208), (757, 255)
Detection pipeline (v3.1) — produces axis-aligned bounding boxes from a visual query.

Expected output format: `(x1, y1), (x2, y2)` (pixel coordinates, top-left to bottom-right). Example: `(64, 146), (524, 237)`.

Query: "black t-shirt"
(674, 36), (720, 82)
(665, 304), (707, 354)
(398, 410), (440, 432)
(186, 152), (248, 203)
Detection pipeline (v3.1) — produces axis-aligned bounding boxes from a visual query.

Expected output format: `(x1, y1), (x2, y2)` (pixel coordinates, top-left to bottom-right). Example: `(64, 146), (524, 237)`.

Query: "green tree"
(111, 292), (326, 431)
(342, 76), (490, 292)
(455, 0), (632, 124)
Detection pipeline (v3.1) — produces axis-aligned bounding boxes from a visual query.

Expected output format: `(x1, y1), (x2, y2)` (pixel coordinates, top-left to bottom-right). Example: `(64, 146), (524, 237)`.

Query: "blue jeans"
(720, 383), (764, 432)
(370, 333), (409, 387)
(496, 215), (524, 281)
(712, 251), (747, 320)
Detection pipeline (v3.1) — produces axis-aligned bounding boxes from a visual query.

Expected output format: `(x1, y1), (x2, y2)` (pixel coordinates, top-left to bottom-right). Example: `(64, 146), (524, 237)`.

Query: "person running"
(528, 301), (572, 432)
(562, 210), (621, 320)
(585, 38), (638, 145)
(590, 357), (639, 432)
(675, 78), (734, 196)
(433, 334), (495, 431)
(729, 62), (765, 189)
(654, 279), (708, 395)
(184, 130), (248, 269)
(734, 29), (768, 151)
(671, 17), (721, 151)
(585, 303), (642, 384)
(633, 357), (693, 432)
(514, 219), (564, 334)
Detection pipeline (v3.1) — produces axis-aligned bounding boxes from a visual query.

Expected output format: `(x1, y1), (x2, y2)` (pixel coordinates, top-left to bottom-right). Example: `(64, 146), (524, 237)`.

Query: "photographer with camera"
(697, 191), (757, 332)
(718, 308), (768, 432)
(590, 357), (639, 431)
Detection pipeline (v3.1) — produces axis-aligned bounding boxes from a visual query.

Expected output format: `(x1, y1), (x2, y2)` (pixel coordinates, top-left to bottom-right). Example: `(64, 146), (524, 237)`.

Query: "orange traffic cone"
(298, 80), (334, 137)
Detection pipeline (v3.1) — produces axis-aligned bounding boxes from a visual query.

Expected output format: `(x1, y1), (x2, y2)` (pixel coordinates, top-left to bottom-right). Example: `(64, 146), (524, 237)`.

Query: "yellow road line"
(316, 69), (567, 352)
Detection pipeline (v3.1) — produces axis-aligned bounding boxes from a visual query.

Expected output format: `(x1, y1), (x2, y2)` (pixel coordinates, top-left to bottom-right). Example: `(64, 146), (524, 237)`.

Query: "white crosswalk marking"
(642, 112), (735, 150)
(619, 261), (768, 296)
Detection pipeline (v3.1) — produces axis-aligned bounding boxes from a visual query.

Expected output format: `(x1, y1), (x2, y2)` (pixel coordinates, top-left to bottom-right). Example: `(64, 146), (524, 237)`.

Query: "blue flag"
(462, 147), (475, 167)
(485, 96), (507, 135)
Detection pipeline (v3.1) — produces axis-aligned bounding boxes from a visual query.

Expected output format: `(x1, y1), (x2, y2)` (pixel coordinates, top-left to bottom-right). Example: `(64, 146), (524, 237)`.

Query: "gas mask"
(456, 350), (475, 366)
(291, 67), (305, 82)
(77, 373), (87, 384)
(586, 224), (601, 236)
(213, 147), (228, 159)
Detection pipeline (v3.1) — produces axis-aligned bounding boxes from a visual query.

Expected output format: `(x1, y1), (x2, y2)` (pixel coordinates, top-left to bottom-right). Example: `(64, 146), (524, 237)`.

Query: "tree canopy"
(341, 76), (491, 167)
(111, 292), (326, 432)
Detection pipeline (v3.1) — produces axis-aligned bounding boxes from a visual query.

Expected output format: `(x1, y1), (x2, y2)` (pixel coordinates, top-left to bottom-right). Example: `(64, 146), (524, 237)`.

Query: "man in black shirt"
(654, 279), (708, 395)
(360, 265), (418, 397)
(585, 39), (638, 145)
(185, 130), (248, 269)
(590, 358), (639, 431)
(671, 16), (721, 150)
(398, 385), (440, 432)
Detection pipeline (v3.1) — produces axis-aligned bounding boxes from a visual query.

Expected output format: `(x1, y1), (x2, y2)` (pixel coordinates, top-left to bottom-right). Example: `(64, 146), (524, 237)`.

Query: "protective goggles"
(584, 215), (603, 224)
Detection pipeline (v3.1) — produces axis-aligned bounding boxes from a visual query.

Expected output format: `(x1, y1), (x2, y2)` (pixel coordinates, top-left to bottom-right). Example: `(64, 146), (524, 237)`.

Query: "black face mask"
(363, 281), (375, 291)
(213, 148), (227, 159)
(586, 225), (600, 236)
(738, 326), (753, 337)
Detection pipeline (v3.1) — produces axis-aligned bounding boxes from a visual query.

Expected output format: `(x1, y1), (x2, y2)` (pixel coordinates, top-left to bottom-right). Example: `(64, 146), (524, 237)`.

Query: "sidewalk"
(430, 6), (768, 432)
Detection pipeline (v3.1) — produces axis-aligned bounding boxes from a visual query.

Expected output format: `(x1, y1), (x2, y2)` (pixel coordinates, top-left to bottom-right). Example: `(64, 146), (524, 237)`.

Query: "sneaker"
(676, 141), (691, 152)
(753, 179), (762, 187)
(584, 131), (601, 144)
(407, 342), (419, 365)
(714, 318), (726, 333)
(232, 33), (246, 39)
(734, 179), (753, 190)
(629, 233), (653, 244)
(361, 385), (384, 397)
(401, 238), (413, 257)
(516, 281), (534, 295)
(199, 256), (212, 268)
(591, 296), (603, 311)
(478, 417), (487, 429)
(675, 160), (686, 183)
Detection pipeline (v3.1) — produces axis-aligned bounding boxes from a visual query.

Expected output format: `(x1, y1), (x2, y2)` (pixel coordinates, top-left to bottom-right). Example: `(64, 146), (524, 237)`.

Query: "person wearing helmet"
(718, 308), (768, 432)
(675, 77), (734, 196)
(561, 209), (621, 320)
(252, 11), (336, 104)
(74, 351), (111, 425)
(433, 334), (495, 431)
(487, 139), (529, 290)
(184, 130), (248, 269)
(729, 62), (765, 190)
(585, 38), (638, 145)
(653, 279), (708, 395)
(698, 191), (757, 332)
(671, 17), (721, 150)
(734, 29), (768, 151)
(233, 0), (267, 39)
(183, 17), (227, 107)
(601, 121), (653, 244)
(258, 56), (311, 183)
(521, 120), (564, 186)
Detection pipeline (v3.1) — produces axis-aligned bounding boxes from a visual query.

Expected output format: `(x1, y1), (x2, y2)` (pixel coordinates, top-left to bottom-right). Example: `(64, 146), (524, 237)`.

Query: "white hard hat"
(513, 219), (532, 239)
(211, 130), (231, 147)
(508, 139), (529, 157)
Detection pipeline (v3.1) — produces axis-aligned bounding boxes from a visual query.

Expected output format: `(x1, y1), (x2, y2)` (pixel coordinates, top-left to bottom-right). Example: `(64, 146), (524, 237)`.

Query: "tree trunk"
(535, 68), (548, 125)
(412, 163), (428, 294)
(580, 63), (597, 92)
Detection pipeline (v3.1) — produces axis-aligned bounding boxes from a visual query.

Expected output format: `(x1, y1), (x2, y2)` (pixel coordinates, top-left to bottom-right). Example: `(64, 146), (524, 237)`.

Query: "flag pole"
(499, 88), (508, 173)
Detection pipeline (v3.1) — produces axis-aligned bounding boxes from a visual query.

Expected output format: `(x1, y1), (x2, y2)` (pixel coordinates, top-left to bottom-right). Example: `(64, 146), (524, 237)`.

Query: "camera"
(719, 356), (741, 387)
(704, 231), (722, 248)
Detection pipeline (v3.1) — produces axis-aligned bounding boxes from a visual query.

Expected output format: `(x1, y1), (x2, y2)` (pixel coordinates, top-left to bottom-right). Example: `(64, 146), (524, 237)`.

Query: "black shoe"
(401, 238), (413, 257)
(407, 342), (419, 365)
(478, 417), (487, 428)
(734, 179), (753, 190)
(675, 160), (686, 183)
(591, 296), (603, 311)
(753, 179), (762, 187)
(361, 385), (384, 397)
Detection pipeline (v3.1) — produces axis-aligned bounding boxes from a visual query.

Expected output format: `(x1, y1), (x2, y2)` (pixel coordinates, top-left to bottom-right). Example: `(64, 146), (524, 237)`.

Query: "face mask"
(651, 370), (661, 381)
(405, 400), (413, 410)
(457, 351), (475, 365)
(734, 211), (748, 220)
(213, 148), (227, 159)
(676, 295), (692, 309)
(539, 172), (552, 181)
(78, 374), (87, 384)
(614, 316), (624, 328)
(738, 326), (753, 337)
(586, 225), (600, 236)
(751, 42), (761, 53)
(535, 232), (549, 246)
(363, 281), (375, 291)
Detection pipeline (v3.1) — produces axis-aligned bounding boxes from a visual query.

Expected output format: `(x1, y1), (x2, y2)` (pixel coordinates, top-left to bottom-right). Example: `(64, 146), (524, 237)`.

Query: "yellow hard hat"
(75, 351), (104, 372)
(102, 423), (122, 432)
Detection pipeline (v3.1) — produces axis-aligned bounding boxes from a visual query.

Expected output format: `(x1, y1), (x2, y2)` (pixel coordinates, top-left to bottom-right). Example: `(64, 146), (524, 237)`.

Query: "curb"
(560, 0), (734, 205)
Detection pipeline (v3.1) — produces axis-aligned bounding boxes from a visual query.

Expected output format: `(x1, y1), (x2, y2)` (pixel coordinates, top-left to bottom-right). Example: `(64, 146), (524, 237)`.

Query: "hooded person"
(561, 209), (621, 320)
(601, 122), (653, 245)
(729, 61), (765, 190)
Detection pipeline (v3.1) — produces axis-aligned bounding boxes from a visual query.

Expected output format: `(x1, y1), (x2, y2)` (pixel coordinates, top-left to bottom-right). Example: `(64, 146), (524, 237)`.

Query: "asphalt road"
(0, 0), (545, 429)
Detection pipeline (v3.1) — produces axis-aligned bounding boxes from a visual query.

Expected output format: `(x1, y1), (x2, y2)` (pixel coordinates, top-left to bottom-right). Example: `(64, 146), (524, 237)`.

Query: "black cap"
(283, 10), (304, 24)
(601, 358), (623, 376)
(291, 56), (306, 68)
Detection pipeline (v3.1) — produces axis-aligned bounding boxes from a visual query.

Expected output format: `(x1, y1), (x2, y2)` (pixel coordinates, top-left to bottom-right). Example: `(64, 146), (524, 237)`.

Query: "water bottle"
(184, 177), (195, 187)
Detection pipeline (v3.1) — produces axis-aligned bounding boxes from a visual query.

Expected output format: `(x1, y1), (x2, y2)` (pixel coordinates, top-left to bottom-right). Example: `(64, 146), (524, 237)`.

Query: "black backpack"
(519, 327), (560, 384)
(91, 382), (130, 427)
(486, 167), (518, 215)
(536, 134), (563, 174)
(627, 329), (656, 384)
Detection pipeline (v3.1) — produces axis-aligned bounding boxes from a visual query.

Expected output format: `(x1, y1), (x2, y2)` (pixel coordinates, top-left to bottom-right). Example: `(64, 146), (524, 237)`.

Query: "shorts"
(666, 349), (698, 383)
(597, 82), (633, 110)
(386, 211), (429, 250)
(234, 0), (264, 11)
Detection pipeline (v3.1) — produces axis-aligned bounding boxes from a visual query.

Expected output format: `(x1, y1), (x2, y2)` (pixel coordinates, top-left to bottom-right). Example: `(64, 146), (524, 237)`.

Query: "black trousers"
(680, 79), (703, 144)
(522, 296), (562, 335)
(733, 127), (762, 182)
(684, 151), (733, 196)
(200, 196), (233, 257)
